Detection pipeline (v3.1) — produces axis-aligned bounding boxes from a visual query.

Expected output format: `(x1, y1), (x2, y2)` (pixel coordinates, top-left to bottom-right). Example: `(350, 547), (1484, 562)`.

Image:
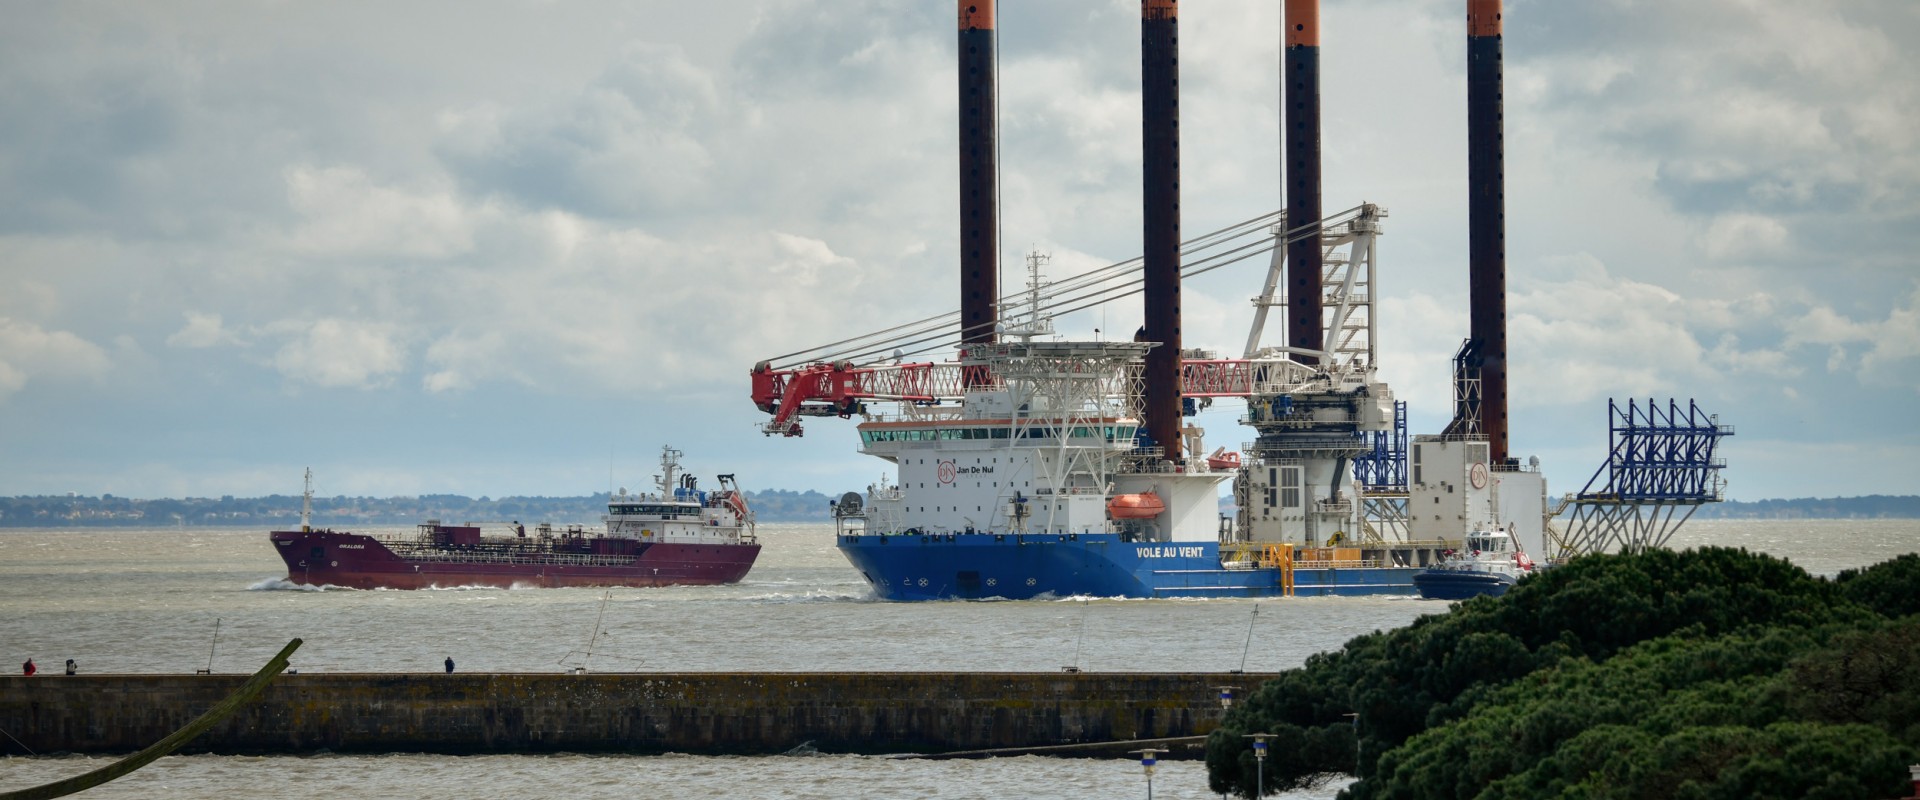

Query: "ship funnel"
(1140, 0), (1183, 461)
(1467, 0), (1508, 463)
(959, 1), (998, 352)
(1284, 0), (1323, 365)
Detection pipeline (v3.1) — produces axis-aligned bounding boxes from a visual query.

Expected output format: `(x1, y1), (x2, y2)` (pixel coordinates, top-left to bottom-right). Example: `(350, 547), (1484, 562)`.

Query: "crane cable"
(765, 205), (1367, 370)
(762, 209), (1282, 369)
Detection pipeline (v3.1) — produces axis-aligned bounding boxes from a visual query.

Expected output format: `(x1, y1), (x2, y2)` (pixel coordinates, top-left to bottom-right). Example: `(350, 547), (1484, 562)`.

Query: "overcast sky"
(1, 0), (1915, 502)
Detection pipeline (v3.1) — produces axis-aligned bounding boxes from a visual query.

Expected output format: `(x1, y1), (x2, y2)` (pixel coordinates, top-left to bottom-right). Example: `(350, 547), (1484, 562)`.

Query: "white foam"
(248, 577), (352, 592)
(731, 587), (878, 604)
(420, 583), (516, 592)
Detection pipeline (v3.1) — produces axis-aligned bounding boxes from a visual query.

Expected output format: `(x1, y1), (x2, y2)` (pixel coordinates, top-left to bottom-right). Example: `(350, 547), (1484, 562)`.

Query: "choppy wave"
(730, 587), (878, 604)
(418, 582), (534, 591)
(248, 577), (353, 592)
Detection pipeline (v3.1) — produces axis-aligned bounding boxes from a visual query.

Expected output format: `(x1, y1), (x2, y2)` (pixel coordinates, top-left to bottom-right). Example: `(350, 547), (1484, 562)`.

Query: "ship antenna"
(300, 468), (313, 533)
(1005, 250), (1055, 342)
(1238, 604), (1260, 673)
(656, 445), (683, 499)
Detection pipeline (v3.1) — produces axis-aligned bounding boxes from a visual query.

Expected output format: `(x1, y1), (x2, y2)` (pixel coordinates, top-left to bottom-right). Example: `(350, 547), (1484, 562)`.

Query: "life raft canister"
(1106, 492), (1165, 520)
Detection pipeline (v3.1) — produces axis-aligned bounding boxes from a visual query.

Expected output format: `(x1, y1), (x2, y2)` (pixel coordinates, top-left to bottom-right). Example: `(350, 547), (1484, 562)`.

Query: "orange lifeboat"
(1107, 492), (1165, 520)
(721, 491), (750, 520)
(1206, 447), (1242, 470)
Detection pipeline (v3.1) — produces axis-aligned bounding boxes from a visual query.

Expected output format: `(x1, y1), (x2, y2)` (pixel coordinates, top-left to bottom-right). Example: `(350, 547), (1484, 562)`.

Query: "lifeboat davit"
(1107, 492), (1165, 520)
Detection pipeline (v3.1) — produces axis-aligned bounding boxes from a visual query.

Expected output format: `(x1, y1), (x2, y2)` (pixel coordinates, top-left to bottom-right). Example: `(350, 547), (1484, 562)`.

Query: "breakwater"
(0, 672), (1274, 758)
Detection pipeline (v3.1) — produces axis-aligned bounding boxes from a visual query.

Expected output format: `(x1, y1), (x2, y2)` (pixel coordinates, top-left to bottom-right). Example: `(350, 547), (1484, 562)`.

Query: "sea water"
(0, 519), (1912, 798)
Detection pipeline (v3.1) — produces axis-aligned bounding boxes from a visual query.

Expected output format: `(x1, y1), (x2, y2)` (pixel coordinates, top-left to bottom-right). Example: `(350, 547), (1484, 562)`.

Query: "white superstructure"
(601, 445), (756, 546)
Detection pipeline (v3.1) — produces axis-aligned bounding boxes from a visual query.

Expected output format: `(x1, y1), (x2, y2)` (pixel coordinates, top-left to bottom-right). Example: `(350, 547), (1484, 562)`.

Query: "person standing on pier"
(65, 659), (76, 675)
(21, 658), (34, 676)
(444, 657), (454, 674)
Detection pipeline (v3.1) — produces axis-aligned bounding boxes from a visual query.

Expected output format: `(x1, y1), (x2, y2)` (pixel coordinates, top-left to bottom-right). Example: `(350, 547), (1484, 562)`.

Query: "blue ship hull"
(837, 532), (1420, 600)
(1411, 568), (1515, 600)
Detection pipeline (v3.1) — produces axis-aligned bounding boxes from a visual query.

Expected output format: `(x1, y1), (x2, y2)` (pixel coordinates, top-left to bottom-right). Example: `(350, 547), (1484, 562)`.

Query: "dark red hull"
(268, 529), (759, 590)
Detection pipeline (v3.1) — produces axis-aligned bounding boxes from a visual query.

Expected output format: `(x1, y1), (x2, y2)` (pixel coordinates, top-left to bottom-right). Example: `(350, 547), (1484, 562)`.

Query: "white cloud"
(165, 311), (241, 348)
(1520, 0), (1920, 284)
(436, 44), (729, 219)
(269, 318), (408, 389)
(0, 361), (23, 398)
(1784, 286), (1920, 384)
(1700, 213), (1789, 261)
(767, 232), (855, 291)
(1497, 255), (1822, 407)
(1786, 305), (1873, 347)
(0, 317), (112, 401)
(283, 166), (475, 260)
(1862, 292), (1920, 375)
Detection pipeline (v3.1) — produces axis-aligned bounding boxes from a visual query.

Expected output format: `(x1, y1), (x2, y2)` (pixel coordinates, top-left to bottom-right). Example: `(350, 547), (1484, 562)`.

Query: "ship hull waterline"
(270, 529), (760, 590)
(1411, 569), (1516, 600)
(838, 532), (1421, 601)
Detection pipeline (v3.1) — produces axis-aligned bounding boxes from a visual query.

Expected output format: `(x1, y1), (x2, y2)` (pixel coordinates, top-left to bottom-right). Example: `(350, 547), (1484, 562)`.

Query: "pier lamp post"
(1129, 748), (1168, 800)
(1244, 732), (1272, 798)
(1344, 711), (1361, 775)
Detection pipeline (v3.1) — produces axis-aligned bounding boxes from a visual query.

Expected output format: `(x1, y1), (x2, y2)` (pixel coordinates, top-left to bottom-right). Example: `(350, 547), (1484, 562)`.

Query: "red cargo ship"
(269, 447), (760, 590)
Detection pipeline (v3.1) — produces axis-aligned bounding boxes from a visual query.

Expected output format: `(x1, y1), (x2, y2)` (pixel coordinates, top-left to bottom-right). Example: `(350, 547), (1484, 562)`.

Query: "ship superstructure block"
(1407, 437), (1547, 558)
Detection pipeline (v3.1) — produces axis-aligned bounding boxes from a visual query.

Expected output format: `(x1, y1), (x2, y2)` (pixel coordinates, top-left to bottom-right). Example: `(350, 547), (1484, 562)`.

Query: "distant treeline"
(1695, 494), (1920, 519)
(0, 489), (835, 528)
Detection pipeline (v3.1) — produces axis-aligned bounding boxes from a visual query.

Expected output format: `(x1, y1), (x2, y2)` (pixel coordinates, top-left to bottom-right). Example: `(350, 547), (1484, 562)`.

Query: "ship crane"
(749, 205), (1384, 437)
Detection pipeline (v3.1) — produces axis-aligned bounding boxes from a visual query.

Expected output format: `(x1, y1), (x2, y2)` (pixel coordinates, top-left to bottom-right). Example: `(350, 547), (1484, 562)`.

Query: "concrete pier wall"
(0, 672), (1275, 757)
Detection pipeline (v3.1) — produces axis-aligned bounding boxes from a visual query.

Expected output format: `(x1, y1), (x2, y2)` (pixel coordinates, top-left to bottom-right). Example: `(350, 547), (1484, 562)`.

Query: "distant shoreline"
(2, 492), (1914, 528)
(1693, 494), (1920, 520)
(0, 489), (836, 528)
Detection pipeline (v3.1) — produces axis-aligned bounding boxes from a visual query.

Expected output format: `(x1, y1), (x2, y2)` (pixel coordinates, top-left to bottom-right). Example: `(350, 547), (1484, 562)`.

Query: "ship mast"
(300, 468), (313, 533)
(654, 446), (683, 500)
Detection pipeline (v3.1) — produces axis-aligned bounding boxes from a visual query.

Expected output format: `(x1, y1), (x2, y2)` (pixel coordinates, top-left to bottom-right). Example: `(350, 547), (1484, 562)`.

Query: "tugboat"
(268, 447), (759, 589)
(1411, 528), (1537, 600)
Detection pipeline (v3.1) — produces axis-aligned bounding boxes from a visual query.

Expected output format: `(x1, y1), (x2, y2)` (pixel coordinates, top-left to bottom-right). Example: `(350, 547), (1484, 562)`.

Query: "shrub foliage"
(1205, 548), (1920, 799)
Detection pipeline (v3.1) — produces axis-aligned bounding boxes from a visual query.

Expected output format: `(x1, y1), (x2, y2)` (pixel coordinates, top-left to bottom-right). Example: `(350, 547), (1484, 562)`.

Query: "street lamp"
(1244, 732), (1273, 798)
(1214, 685), (1239, 712)
(1130, 747), (1169, 800)
(1344, 711), (1361, 775)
